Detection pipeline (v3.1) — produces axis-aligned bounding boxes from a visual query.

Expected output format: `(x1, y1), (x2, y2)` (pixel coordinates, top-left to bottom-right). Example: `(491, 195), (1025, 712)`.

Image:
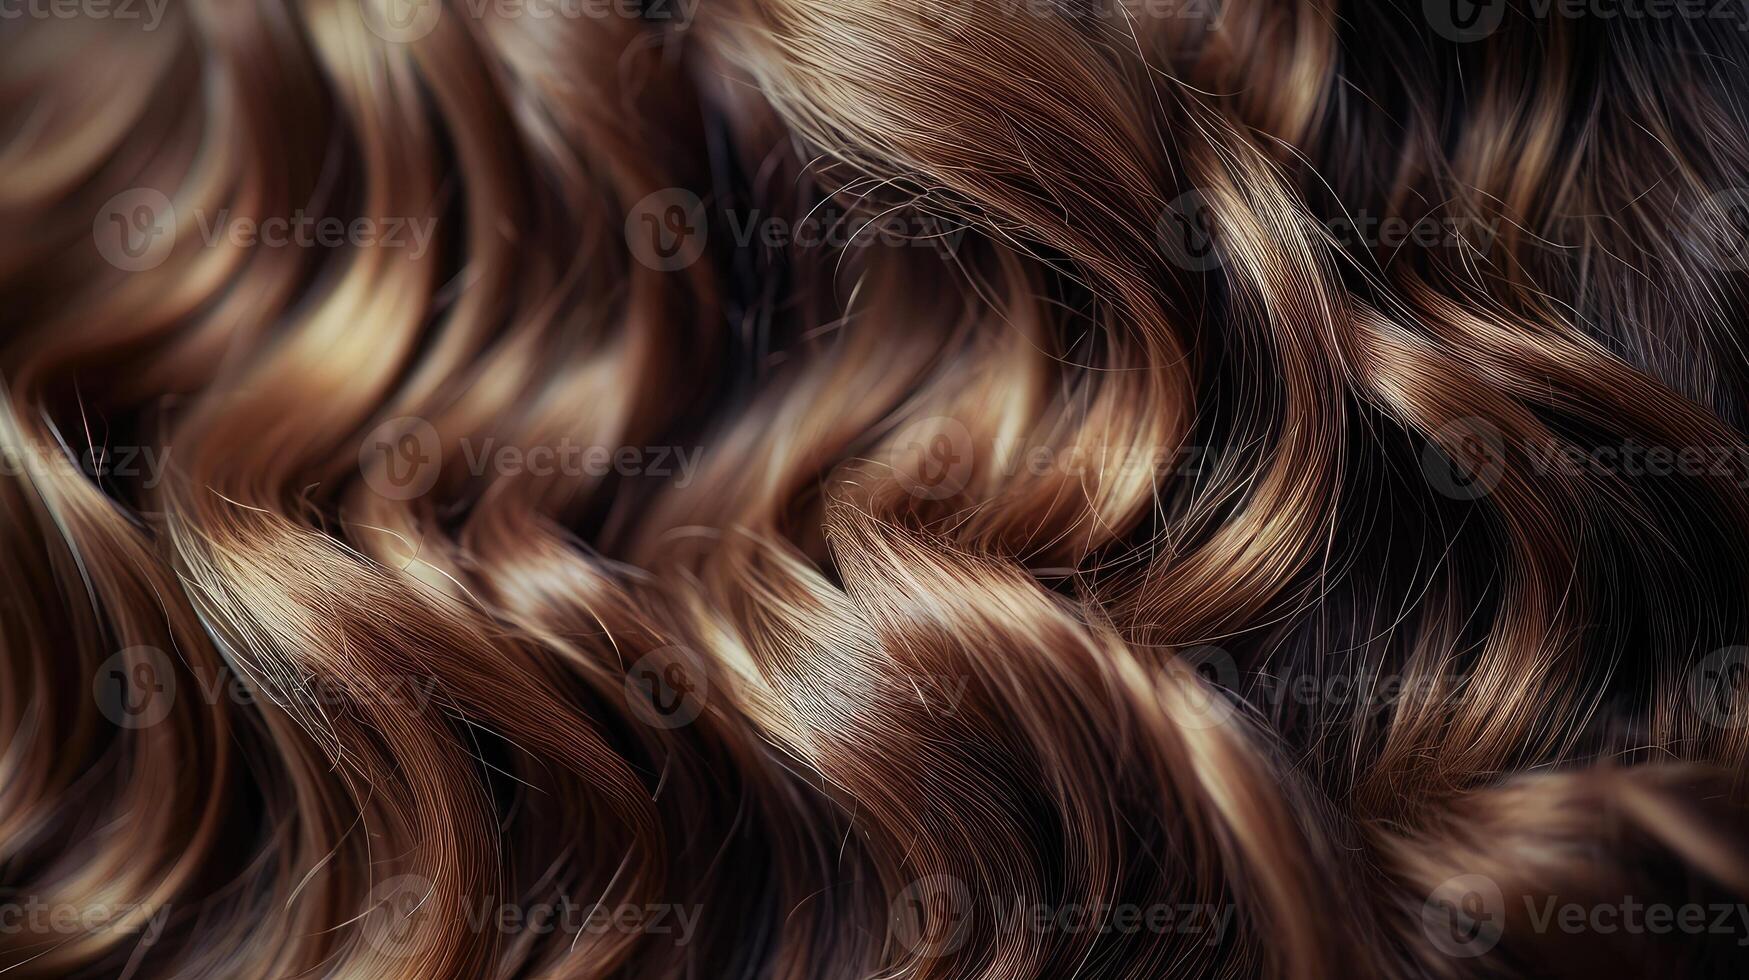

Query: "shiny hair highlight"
(5, 0), (1749, 977)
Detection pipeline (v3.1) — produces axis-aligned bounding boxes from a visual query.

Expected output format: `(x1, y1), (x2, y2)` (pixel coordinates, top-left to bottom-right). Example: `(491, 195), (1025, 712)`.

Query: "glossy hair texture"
(6, 0), (1749, 977)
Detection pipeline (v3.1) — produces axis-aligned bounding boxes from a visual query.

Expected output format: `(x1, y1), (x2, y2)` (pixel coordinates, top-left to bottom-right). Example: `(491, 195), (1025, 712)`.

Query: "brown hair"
(5, 0), (1749, 976)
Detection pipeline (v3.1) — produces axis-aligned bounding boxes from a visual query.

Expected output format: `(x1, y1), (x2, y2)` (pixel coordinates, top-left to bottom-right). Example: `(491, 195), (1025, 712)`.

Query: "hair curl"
(5, 0), (1749, 977)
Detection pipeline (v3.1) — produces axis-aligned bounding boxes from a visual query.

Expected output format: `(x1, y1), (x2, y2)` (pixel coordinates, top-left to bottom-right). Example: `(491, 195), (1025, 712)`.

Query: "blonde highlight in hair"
(6, 0), (1749, 976)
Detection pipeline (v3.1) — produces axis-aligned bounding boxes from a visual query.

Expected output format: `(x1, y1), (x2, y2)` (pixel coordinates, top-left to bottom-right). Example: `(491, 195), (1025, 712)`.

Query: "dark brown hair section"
(4, 0), (1749, 976)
